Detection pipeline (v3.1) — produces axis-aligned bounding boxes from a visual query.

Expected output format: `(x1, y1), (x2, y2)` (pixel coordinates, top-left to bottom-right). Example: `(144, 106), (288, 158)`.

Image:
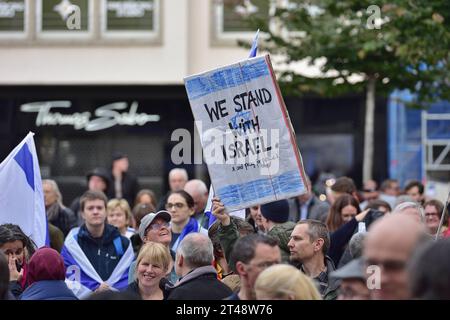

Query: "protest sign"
(184, 54), (307, 211)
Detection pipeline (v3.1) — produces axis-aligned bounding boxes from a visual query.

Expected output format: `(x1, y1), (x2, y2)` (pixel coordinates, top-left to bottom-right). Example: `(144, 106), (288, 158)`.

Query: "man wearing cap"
(127, 210), (177, 284)
(70, 167), (111, 226)
(107, 152), (139, 208)
(330, 258), (370, 300)
(260, 199), (296, 263)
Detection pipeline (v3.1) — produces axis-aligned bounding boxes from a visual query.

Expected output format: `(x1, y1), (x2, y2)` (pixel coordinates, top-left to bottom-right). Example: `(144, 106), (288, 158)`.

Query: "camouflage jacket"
(218, 221), (240, 271)
(218, 220), (297, 267)
(267, 221), (296, 263)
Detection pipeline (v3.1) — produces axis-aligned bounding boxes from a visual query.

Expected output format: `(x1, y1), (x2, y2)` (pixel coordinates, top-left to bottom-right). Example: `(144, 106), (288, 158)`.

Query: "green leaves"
(239, 0), (450, 105)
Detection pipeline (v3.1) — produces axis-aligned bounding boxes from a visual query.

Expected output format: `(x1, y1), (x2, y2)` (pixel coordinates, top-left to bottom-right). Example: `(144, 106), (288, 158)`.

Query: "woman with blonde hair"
(107, 199), (135, 238)
(126, 242), (172, 300)
(255, 264), (322, 300)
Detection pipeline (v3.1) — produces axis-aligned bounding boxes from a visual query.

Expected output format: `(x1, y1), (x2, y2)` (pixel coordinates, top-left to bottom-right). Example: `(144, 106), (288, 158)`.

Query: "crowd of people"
(1, 155), (449, 300)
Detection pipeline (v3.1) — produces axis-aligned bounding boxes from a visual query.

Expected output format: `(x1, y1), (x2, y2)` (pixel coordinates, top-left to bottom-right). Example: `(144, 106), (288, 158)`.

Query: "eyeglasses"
(147, 222), (170, 231)
(166, 202), (186, 210)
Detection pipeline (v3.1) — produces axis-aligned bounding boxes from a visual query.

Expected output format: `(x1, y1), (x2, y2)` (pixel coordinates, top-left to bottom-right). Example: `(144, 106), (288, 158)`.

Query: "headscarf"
(27, 247), (66, 286)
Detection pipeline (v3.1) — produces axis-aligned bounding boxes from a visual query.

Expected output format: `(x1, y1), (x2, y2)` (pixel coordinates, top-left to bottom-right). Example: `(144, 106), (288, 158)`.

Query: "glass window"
(101, 0), (161, 41)
(37, 0), (92, 38)
(0, 0), (26, 38)
(212, 0), (271, 45)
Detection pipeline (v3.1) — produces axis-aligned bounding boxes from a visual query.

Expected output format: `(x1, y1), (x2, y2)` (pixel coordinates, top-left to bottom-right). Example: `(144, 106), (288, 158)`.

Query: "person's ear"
(314, 238), (324, 253)
(177, 254), (184, 268)
(236, 261), (247, 277)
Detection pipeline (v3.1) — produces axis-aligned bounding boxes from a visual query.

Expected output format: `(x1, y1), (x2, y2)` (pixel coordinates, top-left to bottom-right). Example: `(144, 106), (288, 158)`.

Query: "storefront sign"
(20, 100), (160, 131)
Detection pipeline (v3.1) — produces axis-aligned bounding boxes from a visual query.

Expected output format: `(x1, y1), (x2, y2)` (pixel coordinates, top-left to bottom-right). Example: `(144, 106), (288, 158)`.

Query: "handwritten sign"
(184, 54), (307, 211)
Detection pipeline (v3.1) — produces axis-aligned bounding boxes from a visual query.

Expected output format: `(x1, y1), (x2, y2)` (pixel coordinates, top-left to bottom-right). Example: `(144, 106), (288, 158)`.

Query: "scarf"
(60, 228), (134, 299)
(171, 217), (200, 252)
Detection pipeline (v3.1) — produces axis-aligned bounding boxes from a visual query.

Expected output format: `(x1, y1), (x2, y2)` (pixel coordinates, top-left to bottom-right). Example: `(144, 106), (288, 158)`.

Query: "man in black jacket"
(165, 233), (232, 300)
(62, 190), (133, 296)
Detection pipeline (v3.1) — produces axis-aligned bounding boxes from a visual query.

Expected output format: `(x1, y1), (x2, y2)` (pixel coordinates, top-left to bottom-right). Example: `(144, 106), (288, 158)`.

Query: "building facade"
(0, 0), (388, 204)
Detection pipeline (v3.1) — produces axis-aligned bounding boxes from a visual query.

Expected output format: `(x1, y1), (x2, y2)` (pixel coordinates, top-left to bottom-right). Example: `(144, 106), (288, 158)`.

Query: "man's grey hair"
(169, 168), (188, 181)
(42, 179), (63, 205)
(393, 201), (425, 222)
(184, 179), (208, 195)
(394, 195), (415, 208)
(177, 233), (214, 269)
(296, 220), (330, 255)
(349, 232), (366, 258)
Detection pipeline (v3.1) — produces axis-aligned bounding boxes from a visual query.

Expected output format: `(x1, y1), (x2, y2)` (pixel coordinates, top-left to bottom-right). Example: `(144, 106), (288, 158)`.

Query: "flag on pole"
(248, 29), (260, 58)
(204, 185), (216, 228)
(0, 132), (48, 247)
(205, 185), (246, 228)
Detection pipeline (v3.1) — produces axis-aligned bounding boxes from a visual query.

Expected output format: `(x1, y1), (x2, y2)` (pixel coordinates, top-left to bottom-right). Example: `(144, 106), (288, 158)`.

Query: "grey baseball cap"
(330, 258), (366, 281)
(138, 210), (171, 240)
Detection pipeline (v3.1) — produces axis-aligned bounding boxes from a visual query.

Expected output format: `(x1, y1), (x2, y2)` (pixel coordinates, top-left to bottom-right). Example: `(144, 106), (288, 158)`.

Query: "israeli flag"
(248, 29), (260, 58)
(205, 185), (246, 228)
(0, 132), (48, 247)
(205, 185), (216, 228)
(61, 228), (134, 299)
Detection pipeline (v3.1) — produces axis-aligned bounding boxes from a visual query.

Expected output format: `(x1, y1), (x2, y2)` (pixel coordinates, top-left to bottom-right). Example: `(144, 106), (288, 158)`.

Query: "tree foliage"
(242, 0), (450, 106)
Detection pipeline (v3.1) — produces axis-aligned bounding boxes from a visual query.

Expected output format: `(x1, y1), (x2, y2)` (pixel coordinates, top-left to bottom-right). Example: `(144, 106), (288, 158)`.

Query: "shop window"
(101, 0), (160, 41)
(0, 0), (27, 39)
(37, 0), (92, 39)
(0, 0), (162, 44)
(211, 0), (271, 46)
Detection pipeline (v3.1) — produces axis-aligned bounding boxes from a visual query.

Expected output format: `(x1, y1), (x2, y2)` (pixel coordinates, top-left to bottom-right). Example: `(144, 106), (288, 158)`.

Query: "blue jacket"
(19, 280), (78, 300)
(77, 223), (130, 281)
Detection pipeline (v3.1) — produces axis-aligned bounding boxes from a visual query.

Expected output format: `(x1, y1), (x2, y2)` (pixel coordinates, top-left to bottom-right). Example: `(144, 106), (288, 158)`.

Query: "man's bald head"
(392, 201), (425, 223)
(184, 179), (208, 214)
(168, 168), (188, 192)
(364, 214), (427, 300)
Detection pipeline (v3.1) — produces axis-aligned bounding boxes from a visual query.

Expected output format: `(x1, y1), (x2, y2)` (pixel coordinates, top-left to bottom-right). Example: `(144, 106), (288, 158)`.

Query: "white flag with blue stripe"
(0, 132), (48, 247)
(248, 29), (260, 58)
(205, 185), (246, 228)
